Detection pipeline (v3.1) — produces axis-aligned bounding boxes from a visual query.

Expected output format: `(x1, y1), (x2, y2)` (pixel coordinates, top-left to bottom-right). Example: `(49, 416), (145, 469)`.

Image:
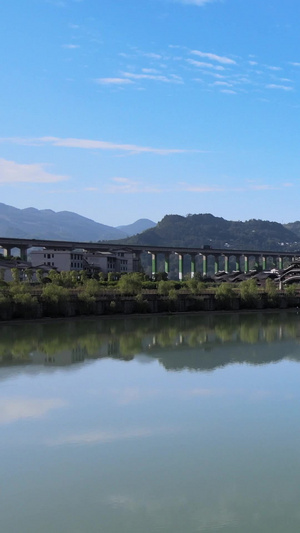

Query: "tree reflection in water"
(1, 311), (300, 370)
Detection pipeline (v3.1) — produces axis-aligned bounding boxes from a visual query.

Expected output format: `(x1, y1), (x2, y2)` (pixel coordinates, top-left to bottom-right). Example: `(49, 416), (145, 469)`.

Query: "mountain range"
(0, 203), (156, 241)
(1, 203), (300, 252)
(120, 213), (300, 251)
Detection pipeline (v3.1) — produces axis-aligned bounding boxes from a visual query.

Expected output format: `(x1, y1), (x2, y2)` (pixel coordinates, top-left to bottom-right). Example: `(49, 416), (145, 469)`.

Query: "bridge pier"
(20, 247), (28, 261)
(190, 254), (196, 279)
(164, 253), (170, 278)
(244, 255), (249, 273)
(3, 247), (12, 257)
(224, 255), (229, 273)
(214, 256), (219, 274)
(151, 253), (157, 280)
(235, 255), (241, 271)
(202, 254), (208, 277)
(177, 253), (183, 281)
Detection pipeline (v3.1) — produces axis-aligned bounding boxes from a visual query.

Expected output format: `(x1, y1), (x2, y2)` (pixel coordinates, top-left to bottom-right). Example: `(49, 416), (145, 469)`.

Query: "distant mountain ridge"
(116, 218), (156, 236)
(0, 203), (156, 241)
(121, 213), (300, 251)
(1, 203), (300, 252)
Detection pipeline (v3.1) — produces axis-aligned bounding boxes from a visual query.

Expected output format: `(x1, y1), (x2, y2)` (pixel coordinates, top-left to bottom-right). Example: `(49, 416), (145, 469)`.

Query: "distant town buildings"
(29, 248), (141, 276)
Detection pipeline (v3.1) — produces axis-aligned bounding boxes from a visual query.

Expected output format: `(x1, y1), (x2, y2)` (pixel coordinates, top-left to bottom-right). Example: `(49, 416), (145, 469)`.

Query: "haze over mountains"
(0, 203), (156, 241)
(1, 203), (300, 251)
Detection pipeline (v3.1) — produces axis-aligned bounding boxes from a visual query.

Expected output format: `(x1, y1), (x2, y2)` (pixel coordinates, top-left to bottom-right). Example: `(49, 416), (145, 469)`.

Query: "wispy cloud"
(221, 89), (237, 94)
(191, 50), (236, 65)
(1, 137), (199, 155)
(142, 52), (162, 59)
(95, 77), (133, 85)
(107, 177), (162, 194)
(123, 71), (183, 83)
(266, 84), (293, 91)
(187, 58), (225, 71)
(62, 44), (80, 49)
(265, 65), (282, 71)
(0, 158), (68, 183)
(213, 81), (233, 87)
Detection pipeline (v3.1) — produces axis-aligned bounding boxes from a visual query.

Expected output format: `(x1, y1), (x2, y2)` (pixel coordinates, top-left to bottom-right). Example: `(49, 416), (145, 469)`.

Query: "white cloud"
(123, 71), (183, 83)
(95, 77), (133, 85)
(213, 81), (232, 87)
(191, 50), (236, 65)
(187, 58), (225, 71)
(1, 137), (198, 156)
(142, 68), (159, 74)
(221, 89), (237, 94)
(265, 65), (282, 71)
(142, 52), (162, 59)
(0, 158), (68, 183)
(266, 84), (293, 91)
(107, 177), (162, 194)
(62, 44), (80, 49)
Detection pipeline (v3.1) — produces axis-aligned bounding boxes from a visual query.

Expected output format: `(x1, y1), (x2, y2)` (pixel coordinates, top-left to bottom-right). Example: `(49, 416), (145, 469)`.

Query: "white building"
(29, 248), (140, 275)
(30, 249), (84, 272)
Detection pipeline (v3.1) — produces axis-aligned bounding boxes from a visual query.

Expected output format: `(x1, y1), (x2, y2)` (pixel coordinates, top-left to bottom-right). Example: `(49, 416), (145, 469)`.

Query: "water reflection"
(1, 312), (300, 373)
(2, 312), (300, 532)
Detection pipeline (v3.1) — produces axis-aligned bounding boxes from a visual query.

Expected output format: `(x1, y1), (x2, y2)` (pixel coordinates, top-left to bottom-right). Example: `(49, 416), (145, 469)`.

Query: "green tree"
(48, 269), (60, 284)
(215, 283), (235, 309)
(24, 268), (33, 283)
(83, 279), (101, 297)
(265, 278), (278, 307)
(239, 279), (259, 308)
(11, 268), (20, 283)
(78, 270), (88, 283)
(36, 269), (44, 284)
(157, 280), (174, 296)
(186, 277), (198, 294)
(285, 283), (297, 298)
(118, 273), (143, 295)
(42, 284), (69, 304)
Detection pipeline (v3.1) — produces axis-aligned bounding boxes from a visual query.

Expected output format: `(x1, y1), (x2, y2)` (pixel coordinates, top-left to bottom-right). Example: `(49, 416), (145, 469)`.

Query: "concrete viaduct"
(0, 237), (299, 279)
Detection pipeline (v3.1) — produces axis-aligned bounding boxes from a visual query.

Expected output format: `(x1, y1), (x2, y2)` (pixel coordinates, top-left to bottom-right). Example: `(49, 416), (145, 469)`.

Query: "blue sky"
(1, 0), (300, 226)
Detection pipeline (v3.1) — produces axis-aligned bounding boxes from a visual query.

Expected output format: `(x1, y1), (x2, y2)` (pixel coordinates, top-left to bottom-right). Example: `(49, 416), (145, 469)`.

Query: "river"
(1, 311), (300, 532)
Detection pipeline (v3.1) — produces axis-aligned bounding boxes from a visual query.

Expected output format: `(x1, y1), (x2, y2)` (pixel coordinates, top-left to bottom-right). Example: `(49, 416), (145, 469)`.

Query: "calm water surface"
(1, 312), (300, 532)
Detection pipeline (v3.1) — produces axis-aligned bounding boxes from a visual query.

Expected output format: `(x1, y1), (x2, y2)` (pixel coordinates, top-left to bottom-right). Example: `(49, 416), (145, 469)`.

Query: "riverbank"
(0, 289), (299, 321)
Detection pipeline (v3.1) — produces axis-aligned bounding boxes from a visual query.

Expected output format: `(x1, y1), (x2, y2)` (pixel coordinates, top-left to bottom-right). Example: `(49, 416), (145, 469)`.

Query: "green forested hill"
(123, 214), (300, 251)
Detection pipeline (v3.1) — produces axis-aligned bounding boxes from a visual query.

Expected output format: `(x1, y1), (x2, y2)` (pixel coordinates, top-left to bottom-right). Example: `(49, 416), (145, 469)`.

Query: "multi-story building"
(30, 249), (84, 271)
(30, 248), (140, 275)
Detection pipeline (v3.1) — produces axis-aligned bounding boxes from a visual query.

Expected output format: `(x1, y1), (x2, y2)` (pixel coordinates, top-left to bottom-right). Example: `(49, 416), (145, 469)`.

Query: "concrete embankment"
(0, 292), (299, 321)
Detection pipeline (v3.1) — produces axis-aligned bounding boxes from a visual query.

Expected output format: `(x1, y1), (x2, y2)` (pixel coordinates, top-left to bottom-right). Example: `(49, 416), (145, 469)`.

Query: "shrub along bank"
(0, 272), (299, 320)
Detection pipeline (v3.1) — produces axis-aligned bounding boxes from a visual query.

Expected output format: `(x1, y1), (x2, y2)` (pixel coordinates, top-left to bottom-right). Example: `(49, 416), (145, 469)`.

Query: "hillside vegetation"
(123, 214), (300, 251)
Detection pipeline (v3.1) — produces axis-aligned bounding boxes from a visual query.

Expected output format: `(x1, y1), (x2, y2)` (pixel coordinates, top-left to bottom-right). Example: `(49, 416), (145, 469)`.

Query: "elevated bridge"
(0, 237), (298, 279)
